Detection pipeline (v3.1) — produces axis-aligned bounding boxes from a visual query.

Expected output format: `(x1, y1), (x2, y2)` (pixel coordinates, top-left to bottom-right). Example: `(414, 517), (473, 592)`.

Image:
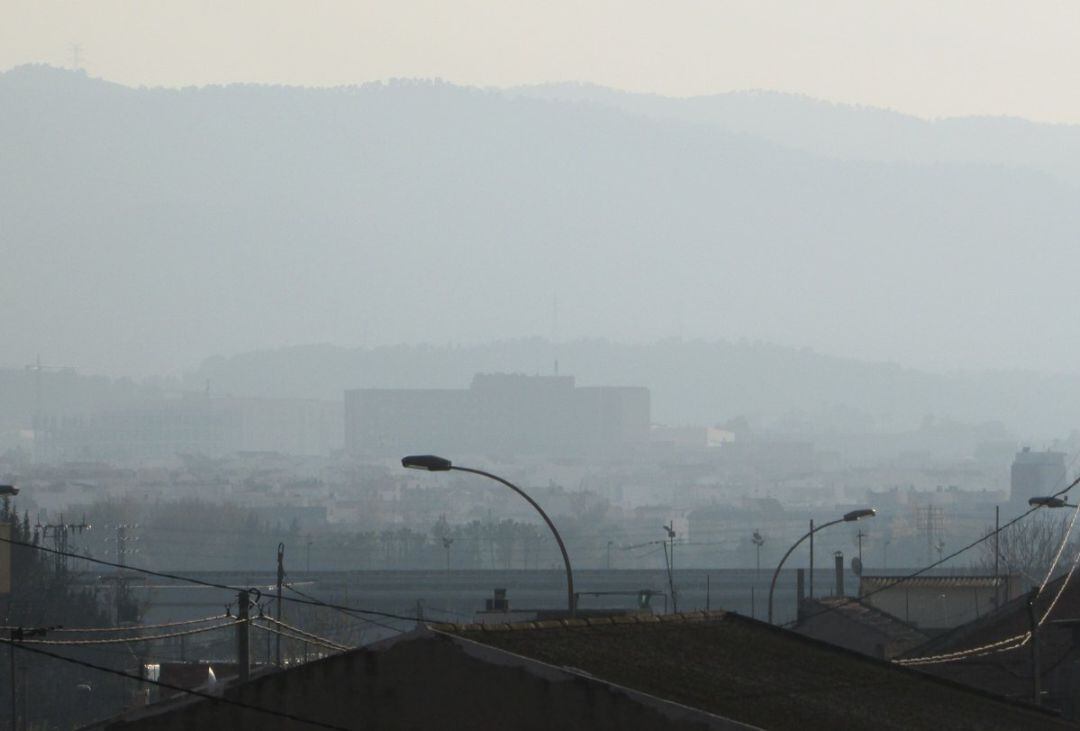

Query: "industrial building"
(344, 373), (650, 458)
(1010, 447), (1067, 506)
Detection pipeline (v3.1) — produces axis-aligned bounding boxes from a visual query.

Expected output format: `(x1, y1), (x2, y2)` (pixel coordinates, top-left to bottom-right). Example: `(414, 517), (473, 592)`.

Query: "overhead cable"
(0, 639), (355, 731)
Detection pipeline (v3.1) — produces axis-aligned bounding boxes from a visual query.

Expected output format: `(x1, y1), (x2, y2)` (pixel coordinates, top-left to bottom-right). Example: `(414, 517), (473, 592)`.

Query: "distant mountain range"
(510, 83), (1080, 185)
(3, 64), (1079, 392)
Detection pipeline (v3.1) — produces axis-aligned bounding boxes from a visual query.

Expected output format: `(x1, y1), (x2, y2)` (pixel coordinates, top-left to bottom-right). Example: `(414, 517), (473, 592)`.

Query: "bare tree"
(978, 513), (1076, 585)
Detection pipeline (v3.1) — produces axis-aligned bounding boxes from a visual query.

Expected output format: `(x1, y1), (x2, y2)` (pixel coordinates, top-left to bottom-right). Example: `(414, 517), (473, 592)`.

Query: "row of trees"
(65, 497), (633, 573)
(1, 498), (136, 729)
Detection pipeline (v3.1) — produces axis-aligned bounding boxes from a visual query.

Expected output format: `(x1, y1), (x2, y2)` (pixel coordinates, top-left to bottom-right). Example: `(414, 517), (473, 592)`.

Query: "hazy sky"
(5, 0), (1080, 123)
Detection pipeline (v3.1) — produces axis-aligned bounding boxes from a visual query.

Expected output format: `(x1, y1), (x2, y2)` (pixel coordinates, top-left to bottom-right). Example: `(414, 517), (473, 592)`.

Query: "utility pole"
(606, 540), (613, 570)
(994, 505), (1000, 606)
(276, 543), (284, 668)
(114, 524), (133, 625)
(442, 537), (453, 574)
(809, 519), (815, 599)
(9, 630), (14, 731)
(34, 515), (91, 573)
(237, 590), (250, 683)
(117, 525), (127, 567)
(305, 534), (312, 573)
(663, 523), (677, 613)
(855, 529), (866, 564)
(1027, 589), (1041, 705)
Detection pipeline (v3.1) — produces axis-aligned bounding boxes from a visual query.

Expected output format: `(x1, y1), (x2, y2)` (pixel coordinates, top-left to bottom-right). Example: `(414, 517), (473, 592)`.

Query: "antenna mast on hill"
(551, 293), (559, 343)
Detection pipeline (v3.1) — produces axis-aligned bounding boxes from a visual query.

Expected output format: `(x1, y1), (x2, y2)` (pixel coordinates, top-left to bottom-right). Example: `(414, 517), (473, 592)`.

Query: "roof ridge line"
(426, 609), (727, 633)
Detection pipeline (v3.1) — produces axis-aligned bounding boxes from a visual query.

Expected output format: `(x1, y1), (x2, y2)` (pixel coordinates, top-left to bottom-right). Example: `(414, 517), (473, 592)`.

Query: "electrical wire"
(0, 533), (423, 624)
(891, 479), (1080, 666)
(252, 618), (351, 653)
(419, 605), (471, 620)
(284, 582), (409, 635)
(897, 538), (1080, 667)
(0, 638), (354, 731)
(16, 614), (230, 634)
(252, 623), (342, 655)
(17, 620), (242, 646)
(258, 615), (352, 650)
(783, 473), (1080, 636)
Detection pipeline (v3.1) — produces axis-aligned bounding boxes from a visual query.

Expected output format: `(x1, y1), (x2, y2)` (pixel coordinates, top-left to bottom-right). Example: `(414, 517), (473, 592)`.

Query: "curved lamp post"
(767, 508), (876, 624)
(403, 455), (576, 616)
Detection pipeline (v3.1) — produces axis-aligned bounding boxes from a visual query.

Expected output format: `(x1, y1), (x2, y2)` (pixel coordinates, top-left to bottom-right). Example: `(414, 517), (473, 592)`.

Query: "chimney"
(834, 551), (844, 597)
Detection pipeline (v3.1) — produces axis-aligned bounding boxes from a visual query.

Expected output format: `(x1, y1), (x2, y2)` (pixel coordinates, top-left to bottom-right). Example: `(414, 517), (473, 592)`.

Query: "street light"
(752, 530), (765, 578)
(0, 486), (18, 497)
(1029, 496), (1076, 509)
(767, 508), (876, 624)
(403, 455), (576, 616)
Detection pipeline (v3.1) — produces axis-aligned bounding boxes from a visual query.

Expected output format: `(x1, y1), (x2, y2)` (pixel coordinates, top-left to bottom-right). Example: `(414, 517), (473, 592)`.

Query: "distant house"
(859, 574), (1022, 631)
(86, 611), (1066, 730)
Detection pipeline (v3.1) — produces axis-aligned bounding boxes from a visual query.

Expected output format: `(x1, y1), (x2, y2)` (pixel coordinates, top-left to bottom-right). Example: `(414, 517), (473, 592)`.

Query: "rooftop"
(897, 570), (1080, 708)
(797, 596), (929, 658)
(860, 574), (1008, 591)
(436, 610), (1071, 730)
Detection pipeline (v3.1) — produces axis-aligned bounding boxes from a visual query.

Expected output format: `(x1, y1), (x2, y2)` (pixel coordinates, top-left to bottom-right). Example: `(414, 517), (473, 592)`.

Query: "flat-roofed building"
(345, 373), (649, 458)
(1010, 447), (1067, 506)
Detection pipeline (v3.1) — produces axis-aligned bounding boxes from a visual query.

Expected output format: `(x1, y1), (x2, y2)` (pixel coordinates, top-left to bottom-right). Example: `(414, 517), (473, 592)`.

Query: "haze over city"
(4, 3), (1080, 729)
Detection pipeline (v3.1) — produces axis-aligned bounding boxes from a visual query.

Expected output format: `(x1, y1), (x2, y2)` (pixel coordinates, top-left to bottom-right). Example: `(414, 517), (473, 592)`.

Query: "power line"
(877, 483), (1080, 666)
(17, 620), (240, 646)
(784, 473), (1080, 632)
(1, 639), (355, 731)
(284, 583), (410, 635)
(898, 538), (1080, 667)
(0, 533), (421, 623)
(21, 614), (230, 634)
(252, 618), (350, 653)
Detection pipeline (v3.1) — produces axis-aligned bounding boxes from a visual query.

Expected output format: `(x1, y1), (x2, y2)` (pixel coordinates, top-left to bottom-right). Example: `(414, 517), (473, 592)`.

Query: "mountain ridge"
(3, 64), (1078, 381)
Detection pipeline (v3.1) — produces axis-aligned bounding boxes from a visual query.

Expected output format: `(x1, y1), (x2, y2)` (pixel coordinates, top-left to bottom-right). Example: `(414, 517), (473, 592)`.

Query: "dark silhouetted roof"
(797, 596), (929, 658)
(436, 611), (1072, 730)
(897, 571), (1080, 709)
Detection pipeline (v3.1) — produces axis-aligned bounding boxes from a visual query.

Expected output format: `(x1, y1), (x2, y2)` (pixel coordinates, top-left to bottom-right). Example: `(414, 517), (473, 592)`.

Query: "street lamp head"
(843, 508), (876, 522)
(402, 455), (453, 472)
(1029, 496), (1071, 509)
(0, 485), (18, 496)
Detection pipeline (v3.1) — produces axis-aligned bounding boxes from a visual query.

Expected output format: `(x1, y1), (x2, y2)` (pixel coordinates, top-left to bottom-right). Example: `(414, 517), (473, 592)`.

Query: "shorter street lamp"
(403, 455), (576, 616)
(0, 486), (18, 497)
(768, 508), (876, 624)
(752, 530), (765, 578)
